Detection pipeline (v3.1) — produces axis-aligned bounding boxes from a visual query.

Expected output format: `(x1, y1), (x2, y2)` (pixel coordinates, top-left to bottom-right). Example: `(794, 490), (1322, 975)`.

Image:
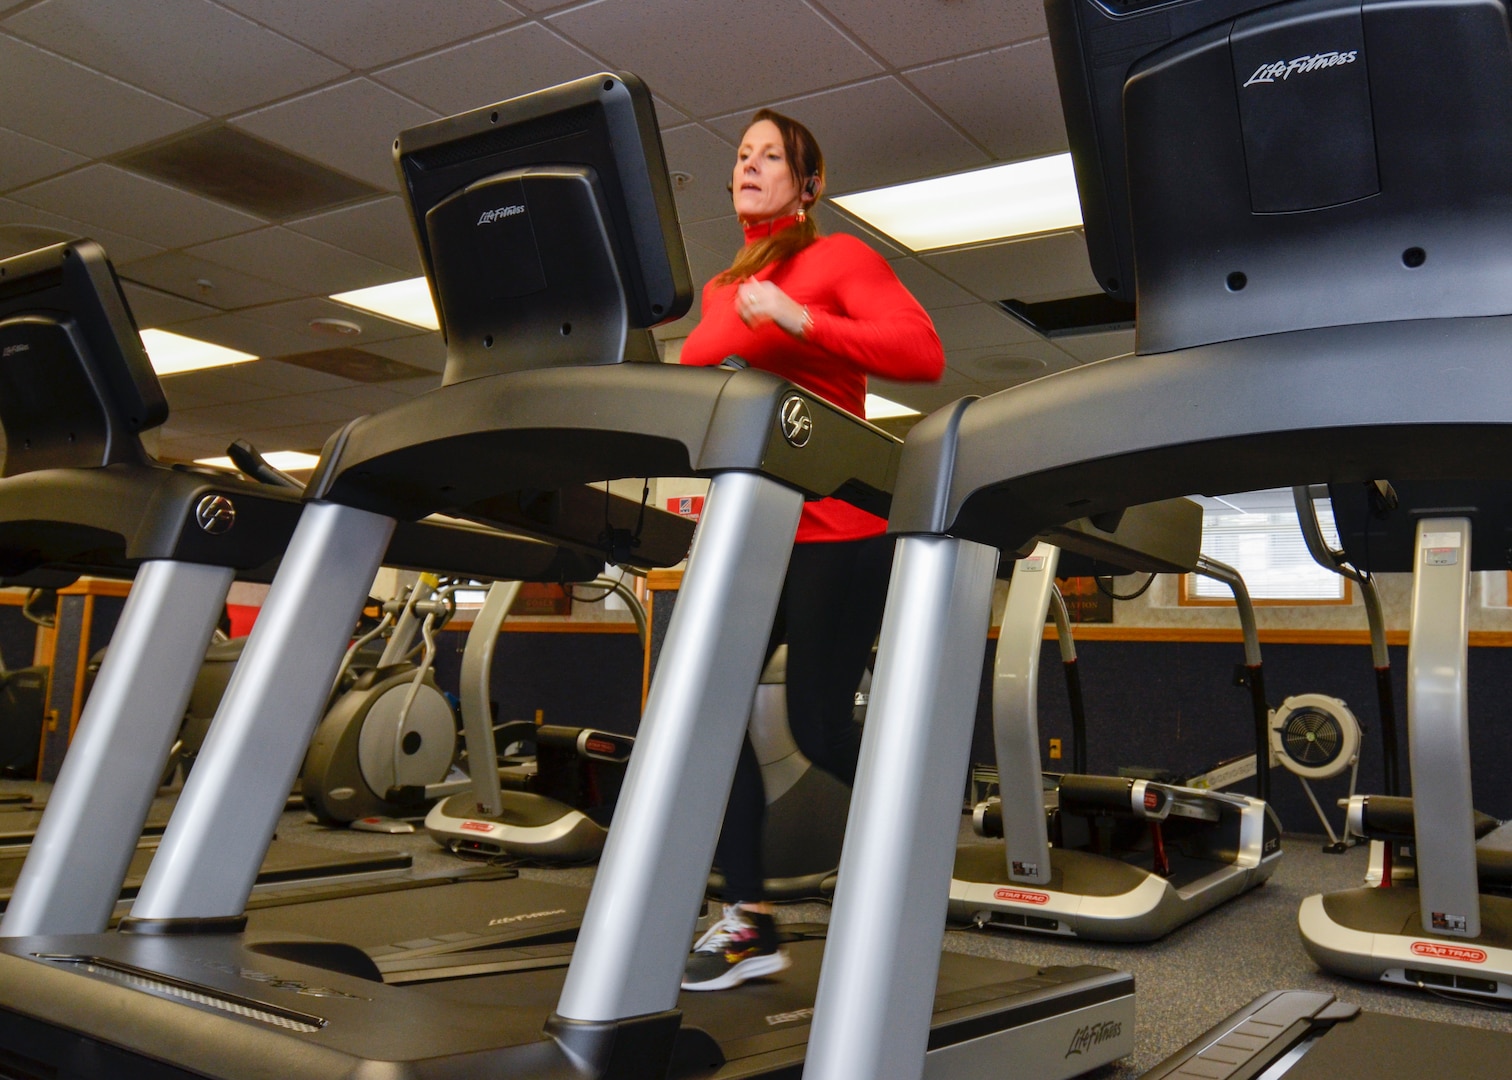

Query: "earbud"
(803, 175), (819, 199)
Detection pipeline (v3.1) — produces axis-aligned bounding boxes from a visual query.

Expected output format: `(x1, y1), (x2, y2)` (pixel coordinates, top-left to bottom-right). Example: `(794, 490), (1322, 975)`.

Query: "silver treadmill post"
(1407, 516), (1479, 938)
(556, 470), (801, 1021)
(128, 502), (396, 922)
(998, 542), (1060, 886)
(1, 560), (234, 936)
(805, 534), (1000, 1080)
(459, 579), (523, 817)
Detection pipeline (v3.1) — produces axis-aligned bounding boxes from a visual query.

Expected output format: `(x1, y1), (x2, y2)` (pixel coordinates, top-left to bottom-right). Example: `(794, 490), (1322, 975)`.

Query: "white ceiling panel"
(185, 227), (402, 296)
(236, 420), (351, 453)
(10, 165), (265, 248)
(6, 0), (346, 116)
(231, 78), (440, 190)
(1052, 328), (1136, 364)
(229, 296), (425, 349)
(817, 204), (908, 258)
(887, 256), (978, 311)
(224, 359), (361, 395)
(906, 39), (1067, 162)
(660, 125), (739, 225)
(168, 312), (328, 359)
(304, 383), (414, 414)
(924, 231), (1100, 303)
(945, 340), (1078, 391)
(119, 281), (219, 328)
(0, 199), (164, 263)
(680, 216), (740, 263)
(819, 0), (1047, 68)
(548, 0), (881, 117)
(118, 250), (299, 310)
(217, 0), (523, 70)
(654, 97), (688, 127)
(373, 22), (600, 116)
(0, 31), (203, 157)
(928, 302), (1042, 351)
(286, 197), (421, 273)
(160, 366), (301, 406)
(362, 333), (447, 374)
(708, 78), (989, 193)
(0, 124), (85, 192)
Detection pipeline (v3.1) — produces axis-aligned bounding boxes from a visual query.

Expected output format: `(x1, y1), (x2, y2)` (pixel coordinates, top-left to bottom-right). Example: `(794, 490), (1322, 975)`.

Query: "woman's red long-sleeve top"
(680, 217), (945, 542)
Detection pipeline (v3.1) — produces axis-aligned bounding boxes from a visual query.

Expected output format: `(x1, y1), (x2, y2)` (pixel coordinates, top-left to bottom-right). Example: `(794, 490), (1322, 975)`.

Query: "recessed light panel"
(197, 450), (320, 472)
(865, 394), (922, 420)
(832, 154), (1083, 251)
(139, 329), (257, 375)
(330, 278), (439, 330)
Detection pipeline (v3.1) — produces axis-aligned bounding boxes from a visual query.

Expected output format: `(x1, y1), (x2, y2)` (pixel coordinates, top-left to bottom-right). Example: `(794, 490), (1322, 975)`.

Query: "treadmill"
(0, 73), (1134, 1079)
(0, 239), (660, 944)
(792, 0), (1512, 1076)
(1298, 482), (1512, 1001)
(951, 501), (1283, 942)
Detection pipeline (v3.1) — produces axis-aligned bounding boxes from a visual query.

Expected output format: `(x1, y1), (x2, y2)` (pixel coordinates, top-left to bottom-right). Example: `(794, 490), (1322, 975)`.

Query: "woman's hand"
(735, 279), (810, 338)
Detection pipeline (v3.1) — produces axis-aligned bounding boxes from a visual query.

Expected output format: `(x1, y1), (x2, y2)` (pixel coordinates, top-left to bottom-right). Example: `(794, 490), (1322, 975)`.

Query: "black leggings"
(715, 534), (895, 903)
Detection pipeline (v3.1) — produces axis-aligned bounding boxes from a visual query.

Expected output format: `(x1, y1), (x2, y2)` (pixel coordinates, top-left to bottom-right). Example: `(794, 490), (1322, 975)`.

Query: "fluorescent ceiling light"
(865, 393), (922, 420)
(832, 154), (1083, 252)
(331, 277), (439, 330)
(196, 450), (320, 472)
(138, 329), (256, 375)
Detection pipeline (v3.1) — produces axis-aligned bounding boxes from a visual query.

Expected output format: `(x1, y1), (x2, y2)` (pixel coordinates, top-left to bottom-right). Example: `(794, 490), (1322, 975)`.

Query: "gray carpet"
(6, 774), (1511, 1076)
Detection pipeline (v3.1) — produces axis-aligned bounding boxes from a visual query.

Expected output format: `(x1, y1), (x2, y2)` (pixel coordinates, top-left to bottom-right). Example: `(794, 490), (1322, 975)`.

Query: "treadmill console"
(1046, 0), (1512, 352)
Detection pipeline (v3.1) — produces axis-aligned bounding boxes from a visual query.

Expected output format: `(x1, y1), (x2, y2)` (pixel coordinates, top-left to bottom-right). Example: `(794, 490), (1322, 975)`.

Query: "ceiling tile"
(0, 199), (164, 263)
(221, 358), (360, 394)
(0, 31), (203, 157)
(236, 420), (346, 453)
(906, 39), (1068, 161)
(186, 227), (403, 295)
(119, 281), (219, 328)
(159, 367), (293, 407)
(681, 216), (740, 262)
(820, 203), (907, 257)
(6, 0), (345, 115)
(118, 250), (299, 310)
(923, 231), (1100, 303)
(863, 379), (982, 416)
(229, 296), (425, 347)
(1051, 328), (1136, 364)
(654, 96), (687, 127)
(510, 0), (581, 10)
(818, 0), (1046, 68)
(167, 312), (325, 358)
(888, 256), (978, 310)
(286, 196), (420, 273)
(157, 434), (239, 461)
(217, 0), (523, 69)
(660, 125), (738, 225)
(373, 22), (601, 115)
(945, 340), (1077, 391)
(232, 78), (440, 190)
(304, 383), (412, 415)
(0, 124), (85, 192)
(169, 398), (308, 436)
(928, 302), (1042, 350)
(362, 333), (447, 373)
(547, 0), (881, 116)
(708, 78), (989, 193)
(9, 164), (265, 247)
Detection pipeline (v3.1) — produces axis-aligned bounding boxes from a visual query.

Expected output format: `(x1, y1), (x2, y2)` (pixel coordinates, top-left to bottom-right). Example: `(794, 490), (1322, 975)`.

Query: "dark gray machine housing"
(395, 71), (692, 385)
(1047, 0), (1512, 352)
(1329, 480), (1512, 574)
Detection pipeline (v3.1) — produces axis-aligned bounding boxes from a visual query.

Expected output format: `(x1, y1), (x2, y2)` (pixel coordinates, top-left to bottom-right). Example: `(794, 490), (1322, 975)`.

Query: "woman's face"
(732, 119), (801, 223)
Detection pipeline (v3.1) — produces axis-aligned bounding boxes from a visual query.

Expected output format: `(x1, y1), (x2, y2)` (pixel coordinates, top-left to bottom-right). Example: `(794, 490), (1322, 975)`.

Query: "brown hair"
(716, 109), (825, 286)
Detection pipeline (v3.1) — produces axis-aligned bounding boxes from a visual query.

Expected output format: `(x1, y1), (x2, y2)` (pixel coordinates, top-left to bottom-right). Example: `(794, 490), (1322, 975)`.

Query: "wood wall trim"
(59, 578), (132, 598)
(645, 569), (684, 591)
(1038, 625), (1512, 647)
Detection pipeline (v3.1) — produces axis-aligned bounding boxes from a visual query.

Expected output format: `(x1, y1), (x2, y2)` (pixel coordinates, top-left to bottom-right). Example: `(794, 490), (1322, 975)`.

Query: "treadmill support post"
(127, 501), (396, 924)
(998, 542), (1060, 886)
(1, 560), (234, 936)
(459, 580), (523, 818)
(555, 470), (801, 1022)
(804, 534), (999, 1080)
(1407, 517), (1479, 938)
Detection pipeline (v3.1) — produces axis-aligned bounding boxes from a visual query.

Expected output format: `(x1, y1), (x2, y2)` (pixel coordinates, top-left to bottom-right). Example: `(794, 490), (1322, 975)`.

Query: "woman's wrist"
(792, 304), (814, 339)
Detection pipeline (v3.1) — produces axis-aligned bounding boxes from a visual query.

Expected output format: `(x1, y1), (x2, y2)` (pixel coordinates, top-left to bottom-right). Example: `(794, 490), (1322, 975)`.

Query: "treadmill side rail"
(805, 535), (1000, 1080)
(1407, 517), (1480, 938)
(127, 502), (397, 925)
(556, 470), (802, 1022)
(1, 559), (234, 936)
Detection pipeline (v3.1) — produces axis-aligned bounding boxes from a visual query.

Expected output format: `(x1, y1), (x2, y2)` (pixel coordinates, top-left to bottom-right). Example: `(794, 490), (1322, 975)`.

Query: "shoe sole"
(681, 950), (792, 992)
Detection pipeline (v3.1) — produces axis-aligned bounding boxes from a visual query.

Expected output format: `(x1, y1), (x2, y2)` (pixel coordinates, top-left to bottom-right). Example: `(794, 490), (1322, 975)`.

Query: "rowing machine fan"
(1269, 694), (1360, 780)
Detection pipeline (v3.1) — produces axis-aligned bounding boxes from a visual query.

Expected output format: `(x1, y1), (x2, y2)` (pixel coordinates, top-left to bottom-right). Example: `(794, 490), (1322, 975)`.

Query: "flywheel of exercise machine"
(1268, 693), (1360, 780)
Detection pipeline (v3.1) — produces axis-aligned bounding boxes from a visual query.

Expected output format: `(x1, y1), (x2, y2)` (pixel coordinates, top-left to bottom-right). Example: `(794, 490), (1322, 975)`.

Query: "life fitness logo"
(779, 394), (813, 448)
(1244, 50), (1358, 87)
(460, 820), (494, 834)
(1411, 941), (1488, 964)
(994, 887), (1050, 906)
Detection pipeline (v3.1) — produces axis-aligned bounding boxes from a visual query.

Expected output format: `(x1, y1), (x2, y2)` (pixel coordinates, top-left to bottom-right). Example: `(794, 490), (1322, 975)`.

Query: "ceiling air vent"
(997, 294), (1135, 338)
(278, 348), (434, 383)
(116, 126), (381, 220)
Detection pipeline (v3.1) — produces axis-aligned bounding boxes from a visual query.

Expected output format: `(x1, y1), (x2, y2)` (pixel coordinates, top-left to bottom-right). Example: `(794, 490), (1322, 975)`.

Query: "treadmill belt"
(1285, 1011), (1511, 1079)
(0, 804), (174, 846)
(0, 838), (410, 912)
